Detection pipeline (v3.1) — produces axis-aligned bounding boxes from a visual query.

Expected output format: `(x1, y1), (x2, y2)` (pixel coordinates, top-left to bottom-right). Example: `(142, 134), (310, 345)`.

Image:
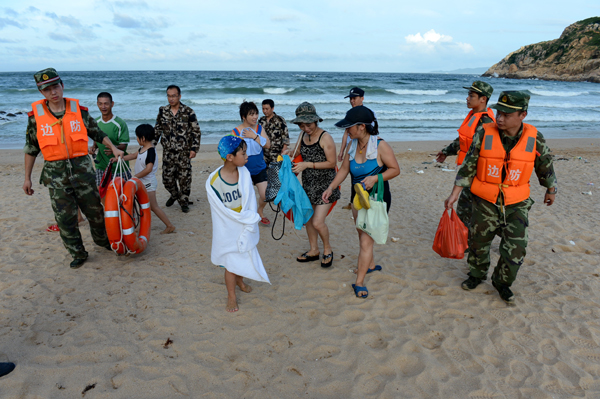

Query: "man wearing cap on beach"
(436, 81), (496, 232)
(444, 91), (557, 304)
(23, 68), (124, 269)
(154, 85), (201, 213)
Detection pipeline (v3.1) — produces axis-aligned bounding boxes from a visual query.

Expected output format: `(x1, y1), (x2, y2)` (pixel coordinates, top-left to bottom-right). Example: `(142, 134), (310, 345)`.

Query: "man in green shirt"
(90, 92), (130, 192)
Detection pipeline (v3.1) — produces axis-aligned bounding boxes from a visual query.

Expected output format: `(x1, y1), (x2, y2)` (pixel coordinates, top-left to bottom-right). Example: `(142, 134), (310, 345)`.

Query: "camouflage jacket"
(442, 114), (494, 156)
(455, 123), (557, 204)
(24, 104), (107, 189)
(259, 112), (289, 163)
(154, 103), (201, 153)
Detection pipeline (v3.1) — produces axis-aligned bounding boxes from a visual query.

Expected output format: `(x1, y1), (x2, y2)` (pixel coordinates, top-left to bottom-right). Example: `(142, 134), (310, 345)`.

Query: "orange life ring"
(120, 177), (151, 254)
(104, 177), (127, 254)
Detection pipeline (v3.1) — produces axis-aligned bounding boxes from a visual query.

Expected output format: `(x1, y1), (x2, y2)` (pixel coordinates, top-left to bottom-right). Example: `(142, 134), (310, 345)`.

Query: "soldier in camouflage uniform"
(154, 85), (201, 213)
(23, 68), (124, 269)
(444, 91), (557, 303)
(436, 81), (495, 231)
(258, 99), (289, 164)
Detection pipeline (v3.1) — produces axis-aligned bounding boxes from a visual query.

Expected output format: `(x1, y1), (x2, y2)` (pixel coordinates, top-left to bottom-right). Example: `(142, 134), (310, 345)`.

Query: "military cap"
(335, 105), (375, 129)
(463, 81), (493, 98)
(345, 87), (365, 98)
(490, 91), (530, 113)
(290, 102), (323, 124)
(34, 68), (62, 90)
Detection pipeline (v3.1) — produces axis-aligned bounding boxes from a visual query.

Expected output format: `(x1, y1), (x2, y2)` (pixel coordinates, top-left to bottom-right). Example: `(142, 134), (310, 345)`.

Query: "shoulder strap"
(317, 131), (326, 144)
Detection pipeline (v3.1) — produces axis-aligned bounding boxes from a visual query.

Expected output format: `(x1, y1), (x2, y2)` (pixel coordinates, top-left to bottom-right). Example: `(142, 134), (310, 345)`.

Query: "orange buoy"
(120, 177), (151, 254)
(104, 177), (127, 254)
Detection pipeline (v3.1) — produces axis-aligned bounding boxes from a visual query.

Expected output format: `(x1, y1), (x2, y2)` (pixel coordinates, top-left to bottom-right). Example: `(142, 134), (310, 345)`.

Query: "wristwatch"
(546, 187), (557, 194)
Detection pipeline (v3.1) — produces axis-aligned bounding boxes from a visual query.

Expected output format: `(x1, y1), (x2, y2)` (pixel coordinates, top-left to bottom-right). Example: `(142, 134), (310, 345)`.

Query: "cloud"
(112, 12), (168, 33)
(0, 37), (18, 43)
(271, 13), (299, 22)
(48, 32), (75, 42)
(3, 8), (18, 17)
(405, 29), (473, 53)
(113, 13), (141, 28)
(0, 17), (23, 29)
(114, 0), (148, 7)
(46, 12), (82, 28)
(406, 29), (452, 45)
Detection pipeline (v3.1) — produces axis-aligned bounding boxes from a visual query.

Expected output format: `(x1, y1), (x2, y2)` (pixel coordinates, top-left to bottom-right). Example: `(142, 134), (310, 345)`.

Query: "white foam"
(386, 89), (448, 96)
(263, 87), (295, 94)
(529, 89), (589, 97)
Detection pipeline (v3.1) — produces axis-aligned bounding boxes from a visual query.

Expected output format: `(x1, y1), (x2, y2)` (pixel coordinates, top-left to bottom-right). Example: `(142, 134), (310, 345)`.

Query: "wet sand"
(1, 138), (599, 398)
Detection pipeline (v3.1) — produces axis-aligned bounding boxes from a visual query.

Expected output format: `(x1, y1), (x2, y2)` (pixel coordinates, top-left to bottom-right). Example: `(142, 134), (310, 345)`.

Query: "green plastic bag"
(355, 174), (388, 245)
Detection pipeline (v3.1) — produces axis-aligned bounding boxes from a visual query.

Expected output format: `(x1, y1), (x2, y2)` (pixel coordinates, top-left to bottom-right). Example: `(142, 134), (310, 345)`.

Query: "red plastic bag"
(432, 209), (468, 259)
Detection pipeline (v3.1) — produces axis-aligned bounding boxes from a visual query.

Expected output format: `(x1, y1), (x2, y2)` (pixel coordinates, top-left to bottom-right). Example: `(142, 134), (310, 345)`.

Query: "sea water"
(1, 70), (599, 149)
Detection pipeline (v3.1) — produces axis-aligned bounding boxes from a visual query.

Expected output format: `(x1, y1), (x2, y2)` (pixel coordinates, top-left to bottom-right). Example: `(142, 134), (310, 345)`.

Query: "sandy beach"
(1, 138), (599, 398)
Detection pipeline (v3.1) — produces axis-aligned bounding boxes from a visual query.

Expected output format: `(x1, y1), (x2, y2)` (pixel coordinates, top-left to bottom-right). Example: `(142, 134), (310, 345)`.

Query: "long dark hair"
(365, 108), (379, 135)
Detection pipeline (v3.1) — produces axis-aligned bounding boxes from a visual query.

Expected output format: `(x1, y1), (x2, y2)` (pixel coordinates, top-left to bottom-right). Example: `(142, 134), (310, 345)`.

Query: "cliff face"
(483, 17), (600, 83)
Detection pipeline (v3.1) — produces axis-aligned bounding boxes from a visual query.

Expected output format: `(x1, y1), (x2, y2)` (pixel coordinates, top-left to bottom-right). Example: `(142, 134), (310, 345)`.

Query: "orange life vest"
(456, 108), (496, 165)
(471, 123), (537, 206)
(32, 98), (89, 161)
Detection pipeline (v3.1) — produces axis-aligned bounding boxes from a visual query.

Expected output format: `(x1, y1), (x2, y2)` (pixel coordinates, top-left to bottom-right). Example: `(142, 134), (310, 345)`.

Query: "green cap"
(490, 91), (530, 113)
(34, 68), (62, 90)
(463, 81), (493, 98)
(290, 102), (323, 124)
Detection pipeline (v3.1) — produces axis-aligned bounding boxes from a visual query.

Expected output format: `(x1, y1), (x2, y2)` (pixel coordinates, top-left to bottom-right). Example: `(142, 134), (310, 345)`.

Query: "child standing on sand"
(115, 124), (176, 234)
(206, 135), (270, 312)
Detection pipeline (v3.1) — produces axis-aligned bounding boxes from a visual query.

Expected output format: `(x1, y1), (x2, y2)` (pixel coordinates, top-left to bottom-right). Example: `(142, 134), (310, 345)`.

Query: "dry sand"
(1, 139), (599, 398)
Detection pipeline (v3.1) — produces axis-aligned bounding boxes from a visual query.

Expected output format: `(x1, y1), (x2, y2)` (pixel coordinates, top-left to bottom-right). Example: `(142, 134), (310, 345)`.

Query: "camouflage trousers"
(467, 195), (533, 287)
(162, 149), (192, 206)
(456, 187), (473, 230)
(48, 176), (109, 260)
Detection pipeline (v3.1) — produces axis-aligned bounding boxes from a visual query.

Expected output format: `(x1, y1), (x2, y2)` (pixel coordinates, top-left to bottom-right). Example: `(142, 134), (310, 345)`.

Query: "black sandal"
(297, 251), (320, 263)
(321, 252), (334, 268)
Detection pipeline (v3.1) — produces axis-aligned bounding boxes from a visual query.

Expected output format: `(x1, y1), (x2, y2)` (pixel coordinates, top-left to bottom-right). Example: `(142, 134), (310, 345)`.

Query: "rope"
(269, 202), (285, 240)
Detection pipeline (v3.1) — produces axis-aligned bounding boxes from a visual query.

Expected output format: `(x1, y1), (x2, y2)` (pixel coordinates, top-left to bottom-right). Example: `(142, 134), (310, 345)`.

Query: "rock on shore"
(483, 17), (600, 83)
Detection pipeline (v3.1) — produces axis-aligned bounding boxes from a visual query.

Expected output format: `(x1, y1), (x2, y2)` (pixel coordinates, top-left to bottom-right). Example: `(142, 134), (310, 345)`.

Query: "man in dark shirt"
(259, 99), (289, 164)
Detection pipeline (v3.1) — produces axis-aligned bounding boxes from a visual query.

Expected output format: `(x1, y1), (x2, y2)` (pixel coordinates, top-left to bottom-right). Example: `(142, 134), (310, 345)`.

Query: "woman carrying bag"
(289, 102), (340, 268)
(322, 106), (400, 298)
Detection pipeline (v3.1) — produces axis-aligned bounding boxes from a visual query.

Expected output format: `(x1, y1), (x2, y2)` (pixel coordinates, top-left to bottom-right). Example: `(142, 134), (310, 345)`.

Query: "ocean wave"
(529, 89), (589, 97)
(386, 89), (448, 96)
(527, 114), (600, 122)
(188, 97), (464, 106)
(263, 87), (295, 95)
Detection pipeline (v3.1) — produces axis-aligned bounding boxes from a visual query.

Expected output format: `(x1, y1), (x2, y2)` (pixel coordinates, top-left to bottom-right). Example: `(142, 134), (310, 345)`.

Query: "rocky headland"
(483, 17), (600, 83)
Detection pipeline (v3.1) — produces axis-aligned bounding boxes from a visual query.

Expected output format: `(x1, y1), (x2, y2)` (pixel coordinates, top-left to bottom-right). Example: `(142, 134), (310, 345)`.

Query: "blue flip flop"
(352, 284), (368, 298)
(366, 265), (382, 274)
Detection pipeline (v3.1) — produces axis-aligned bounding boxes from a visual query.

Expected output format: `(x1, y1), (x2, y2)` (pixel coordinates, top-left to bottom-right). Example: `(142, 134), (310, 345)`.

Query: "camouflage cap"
(463, 81), (493, 98)
(34, 68), (62, 90)
(290, 102), (323, 124)
(490, 91), (530, 113)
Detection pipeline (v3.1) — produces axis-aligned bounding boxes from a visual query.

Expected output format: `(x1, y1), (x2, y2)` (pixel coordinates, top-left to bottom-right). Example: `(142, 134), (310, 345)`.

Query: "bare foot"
(160, 226), (176, 234)
(226, 297), (239, 312)
(237, 282), (252, 293)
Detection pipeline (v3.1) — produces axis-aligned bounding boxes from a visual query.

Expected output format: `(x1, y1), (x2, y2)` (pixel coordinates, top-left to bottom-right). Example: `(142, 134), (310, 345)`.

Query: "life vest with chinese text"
(471, 123), (537, 206)
(32, 98), (88, 161)
(457, 108), (495, 165)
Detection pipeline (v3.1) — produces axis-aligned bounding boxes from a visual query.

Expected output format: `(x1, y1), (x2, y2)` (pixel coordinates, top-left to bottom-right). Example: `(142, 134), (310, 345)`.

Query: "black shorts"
(251, 168), (268, 185)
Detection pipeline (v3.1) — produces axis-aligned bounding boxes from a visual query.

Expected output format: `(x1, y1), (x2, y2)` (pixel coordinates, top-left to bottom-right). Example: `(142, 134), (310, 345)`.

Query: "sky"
(0, 0), (598, 73)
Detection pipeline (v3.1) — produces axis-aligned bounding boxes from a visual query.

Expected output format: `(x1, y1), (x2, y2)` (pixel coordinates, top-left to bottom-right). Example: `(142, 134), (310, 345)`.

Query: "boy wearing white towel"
(206, 135), (270, 312)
